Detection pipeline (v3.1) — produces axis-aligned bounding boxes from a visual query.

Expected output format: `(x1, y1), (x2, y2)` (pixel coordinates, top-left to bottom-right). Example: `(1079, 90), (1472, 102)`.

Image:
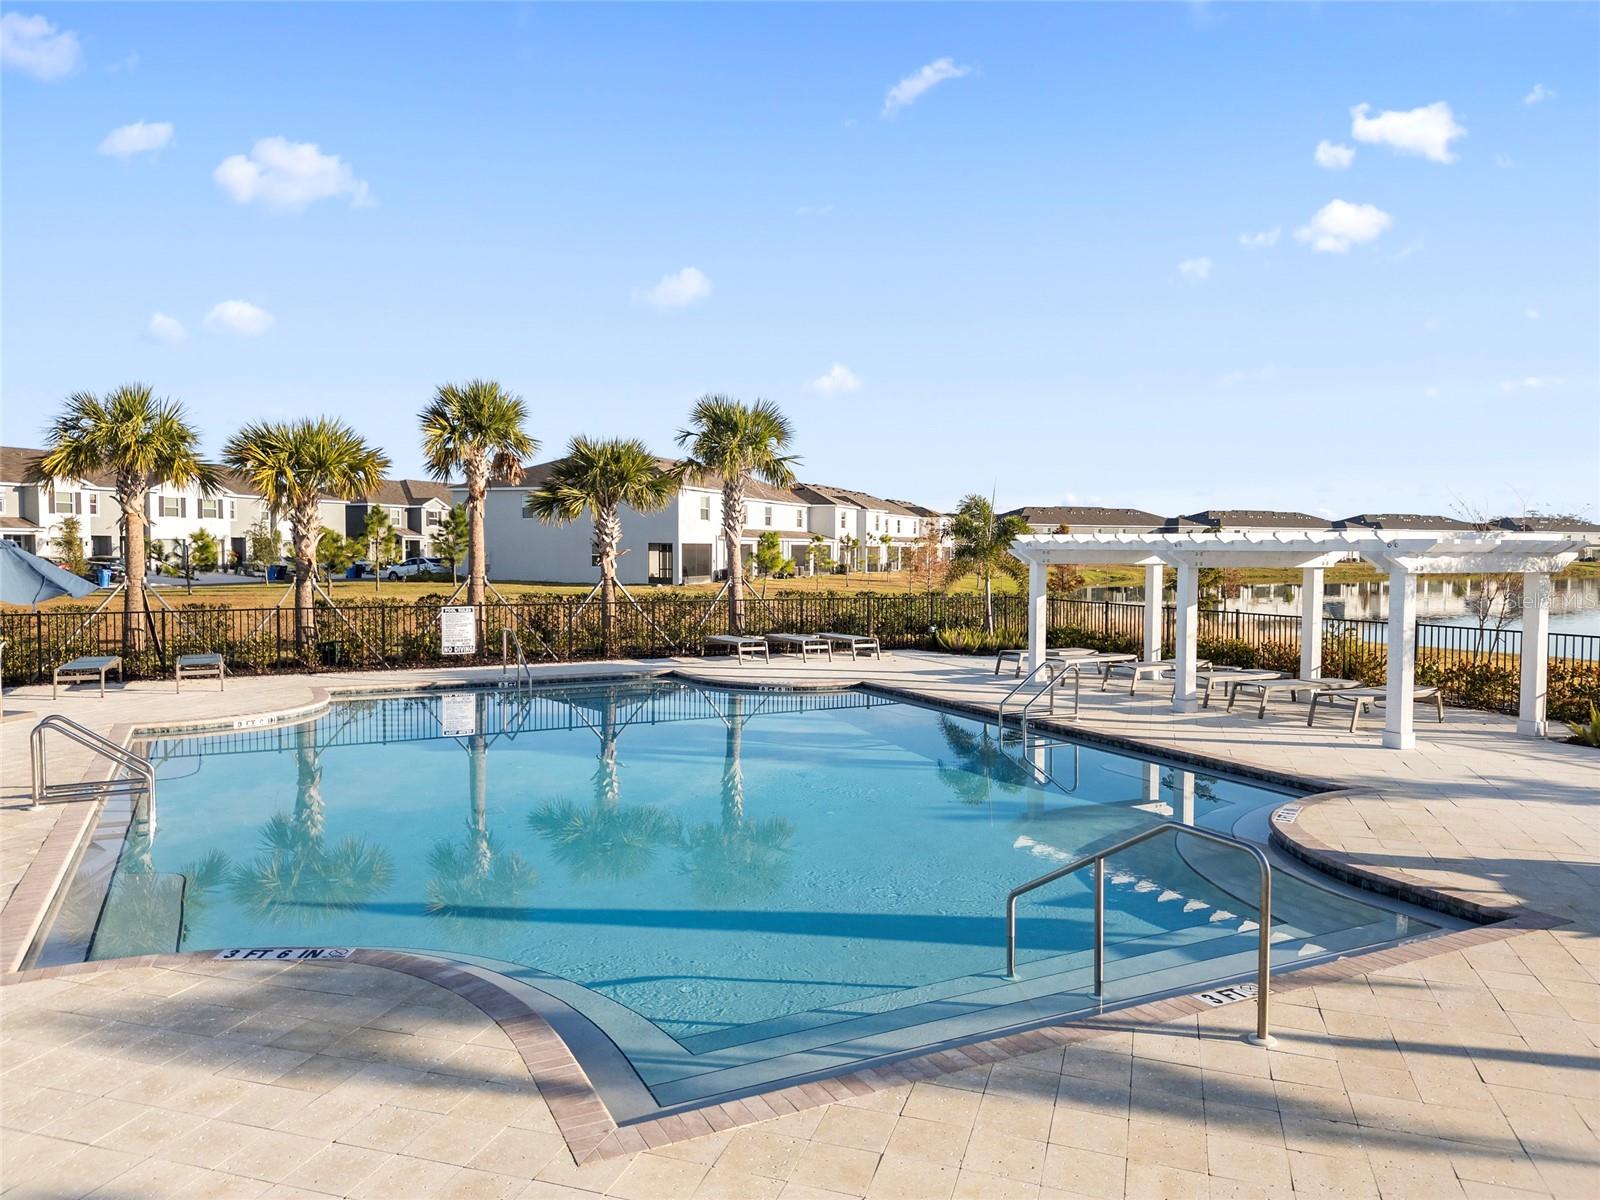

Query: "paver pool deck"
(1, 651), (1595, 1199)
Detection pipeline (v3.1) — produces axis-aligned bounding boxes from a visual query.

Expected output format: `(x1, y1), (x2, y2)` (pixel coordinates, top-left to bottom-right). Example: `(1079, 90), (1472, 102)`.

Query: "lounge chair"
(1308, 685), (1444, 732)
(994, 646), (1100, 676)
(818, 632), (881, 660)
(704, 634), (770, 664)
(1049, 651), (1138, 684)
(1100, 658), (1215, 694)
(1226, 677), (1359, 719)
(53, 655), (122, 699)
(1196, 668), (1285, 709)
(765, 633), (833, 662)
(176, 652), (225, 693)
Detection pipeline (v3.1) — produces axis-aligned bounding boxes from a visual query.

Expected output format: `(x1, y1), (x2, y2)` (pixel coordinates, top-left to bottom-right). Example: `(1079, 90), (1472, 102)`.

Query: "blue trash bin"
(96, 568), (113, 588)
(267, 564), (287, 582)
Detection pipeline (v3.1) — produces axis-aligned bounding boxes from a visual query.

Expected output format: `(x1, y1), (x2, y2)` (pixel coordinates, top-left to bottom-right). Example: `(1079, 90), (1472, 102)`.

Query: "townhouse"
(464, 458), (946, 586)
(344, 479), (454, 560)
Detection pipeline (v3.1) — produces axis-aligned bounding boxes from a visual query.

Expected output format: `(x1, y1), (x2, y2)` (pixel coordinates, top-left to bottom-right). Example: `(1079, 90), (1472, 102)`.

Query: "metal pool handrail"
(30, 714), (157, 810)
(995, 658), (1066, 730)
(1004, 821), (1275, 1046)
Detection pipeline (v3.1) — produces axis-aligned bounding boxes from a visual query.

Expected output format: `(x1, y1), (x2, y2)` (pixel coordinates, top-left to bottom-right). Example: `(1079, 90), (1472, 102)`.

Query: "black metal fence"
(3, 593), (1596, 722)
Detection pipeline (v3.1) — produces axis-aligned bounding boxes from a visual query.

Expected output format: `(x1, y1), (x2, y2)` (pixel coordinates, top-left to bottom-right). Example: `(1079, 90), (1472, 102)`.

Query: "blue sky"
(3, 2), (1596, 519)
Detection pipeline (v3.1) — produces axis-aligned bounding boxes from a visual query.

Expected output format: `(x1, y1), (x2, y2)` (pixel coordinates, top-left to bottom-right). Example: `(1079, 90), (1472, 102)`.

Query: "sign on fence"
(440, 606), (477, 655)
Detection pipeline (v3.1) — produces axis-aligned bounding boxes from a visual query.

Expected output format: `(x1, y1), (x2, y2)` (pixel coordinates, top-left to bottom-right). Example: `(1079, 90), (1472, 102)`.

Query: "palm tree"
(675, 396), (799, 632)
(28, 385), (218, 652)
(229, 726), (394, 927)
(222, 419), (389, 653)
(419, 380), (538, 611)
(528, 692), (681, 882)
(678, 693), (793, 905)
(524, 437), (679, 656)
(947, 493), (1031, 633)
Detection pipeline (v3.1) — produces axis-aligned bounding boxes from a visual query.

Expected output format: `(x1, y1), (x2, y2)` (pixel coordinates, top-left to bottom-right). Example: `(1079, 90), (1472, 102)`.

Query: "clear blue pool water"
(54, 680), (1435, 1106)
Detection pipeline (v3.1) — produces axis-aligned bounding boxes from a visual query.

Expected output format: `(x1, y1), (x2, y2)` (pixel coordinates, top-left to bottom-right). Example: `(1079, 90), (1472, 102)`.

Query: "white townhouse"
(0, 445), (345, 570)
(792, 484), (938, 571)
(465, 458), (942, 585)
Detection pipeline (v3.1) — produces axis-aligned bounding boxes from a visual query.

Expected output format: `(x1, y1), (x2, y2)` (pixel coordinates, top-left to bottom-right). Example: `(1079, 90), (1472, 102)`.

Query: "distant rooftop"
(1173, 509), (1331, 530)
(1003, 506), (1166, 531)
(1335, 513), (1477, 532)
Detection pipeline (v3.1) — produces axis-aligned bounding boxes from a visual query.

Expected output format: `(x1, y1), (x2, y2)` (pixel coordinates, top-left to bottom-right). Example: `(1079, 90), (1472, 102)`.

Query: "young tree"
(316, 529), (356, 581)
(805, 533), (831, 577)
(906, 519), (947, 592)
(419, 380), (538, 611)
(524, 436), (679, 655)
(52, 516), (87, 575)
(880, 534), (895, 573)
(223, 419), (389, 653)
(28, 385), (217, 652)
(675, 396), (798, 632)
(1046, 524), (1084, 594)
(246, 517), (281, 573)
(839, 534), (858, 580)
(363, 507), (402, 590)
(947, 494), (1030, 632)
(190, 528), (220, 572)
(754, 531), (785, 578)
(431, 503), (469, 582)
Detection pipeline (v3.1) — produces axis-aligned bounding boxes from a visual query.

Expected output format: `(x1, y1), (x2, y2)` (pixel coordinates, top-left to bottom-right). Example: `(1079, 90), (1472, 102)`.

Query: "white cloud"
(1294, 199), (1392, 253)
(1349, 101), (1466, 164)
(1314, 140), (1355, 170)
(1500, 376), (1563, 393)
(1178, 256), (1212, 282)
(147, 313), (186, 345)
(98, 120), (174, 159)
(1422, 386), (1440, 399)
(1523, 83), (1553, 106)
(881, 57), (971, 118)
(1238, 226), (1280, 249)
(204, 300), (275, 336)
(809, 363), (862, 395)
(1495, 154), (1515, 170)
(214, 137), (373, 211)
(1, 12), (81, 81)
(633, 267), (712, 310)
(1525, 307), (1541, 320)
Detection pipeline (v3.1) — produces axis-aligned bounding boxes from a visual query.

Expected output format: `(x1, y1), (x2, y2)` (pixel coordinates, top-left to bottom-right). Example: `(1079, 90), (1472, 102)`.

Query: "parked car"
(385, 556), (444, 581)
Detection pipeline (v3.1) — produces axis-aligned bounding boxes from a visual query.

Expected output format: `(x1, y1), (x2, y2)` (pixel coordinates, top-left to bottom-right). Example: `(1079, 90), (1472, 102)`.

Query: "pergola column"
(1143, 563), (1163, 662)
(1518, 571), (1551, 737)
(1384, 565), (1417, 750)
(1172, 560), (1200, 712)
(1027, 558), (1048, 673)
(1300, 567), (1324, 680)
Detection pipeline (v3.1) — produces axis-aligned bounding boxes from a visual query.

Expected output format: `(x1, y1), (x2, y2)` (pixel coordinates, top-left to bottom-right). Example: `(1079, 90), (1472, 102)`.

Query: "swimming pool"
(42, 679), (1440, 1112)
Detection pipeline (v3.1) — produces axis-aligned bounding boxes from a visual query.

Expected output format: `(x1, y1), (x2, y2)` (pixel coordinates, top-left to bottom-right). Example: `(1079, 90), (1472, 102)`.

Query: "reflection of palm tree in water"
(229, 724), (394, 926)
(935, 714), (1032, 806)
(428, 693), (537, 920)
(679, 692), (793, 905)
(528, 692), (680, 882)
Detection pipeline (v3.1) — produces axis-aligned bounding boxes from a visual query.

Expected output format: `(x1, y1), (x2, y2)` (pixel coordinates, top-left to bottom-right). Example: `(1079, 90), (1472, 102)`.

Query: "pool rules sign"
(440, 606), (477, 656)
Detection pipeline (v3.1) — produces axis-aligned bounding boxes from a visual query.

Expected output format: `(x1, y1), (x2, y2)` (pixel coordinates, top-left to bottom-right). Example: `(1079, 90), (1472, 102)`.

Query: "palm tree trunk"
(120, 485), (149, 654)
(292, 502), (320, 654)
(984, 574), (995, 634)
(466, 461), (488, 613)
(469, 696), (489, 877)
(722, 692), (745, 829)
(596, 505), (621, 658)
(722, 480), (746, 633)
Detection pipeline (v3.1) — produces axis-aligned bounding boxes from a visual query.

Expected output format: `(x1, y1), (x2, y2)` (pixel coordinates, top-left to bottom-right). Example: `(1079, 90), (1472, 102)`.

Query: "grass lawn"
(10, 561), (1595, 612)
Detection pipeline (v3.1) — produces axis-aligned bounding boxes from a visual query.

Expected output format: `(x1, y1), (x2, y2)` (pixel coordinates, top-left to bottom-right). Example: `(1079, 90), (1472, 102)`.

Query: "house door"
(647, 543), (674, 585)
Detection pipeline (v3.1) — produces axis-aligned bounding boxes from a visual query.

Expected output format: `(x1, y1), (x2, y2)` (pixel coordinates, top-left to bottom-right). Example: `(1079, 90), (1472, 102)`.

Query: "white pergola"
(1009, 529), (1598, 749)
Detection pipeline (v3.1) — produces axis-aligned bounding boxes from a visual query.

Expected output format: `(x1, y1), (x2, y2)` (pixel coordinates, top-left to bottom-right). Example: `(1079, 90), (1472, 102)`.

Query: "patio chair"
(176, 652), (226, 693)
(1226, 677), (1360, 719)
(53, 655), (123, 699)
(1196, 668), (1286, 709)
(994, 646), (1099, 676)
(817, 632), (881, 660)
(1099, 658), (1215, 694)
(1307, 685), (1444, 732)
(765, 633), (834, 662)
(704, 634), (770, 664)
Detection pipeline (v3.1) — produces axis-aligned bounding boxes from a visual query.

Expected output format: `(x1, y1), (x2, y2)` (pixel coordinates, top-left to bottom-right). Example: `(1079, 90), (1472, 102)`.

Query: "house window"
(895, 519), (902, 534)
(228, 500), (236, 519)
(199, 498), (222, 519)
(839, 512), (848, 530)
(698, 495), (711, 521)
(763, 505), (773, 527)
(53, 491), (78, 515)
(88, 494), (98, 515)
(522, 494), (536, 517)
(795, 509), (804, 529)
(873, 514), (880, 531)
(0, 493), (6, 514)
(426, 508), (443, 526)
(159, 496), (184, 518)
(389, 507), (404, 524)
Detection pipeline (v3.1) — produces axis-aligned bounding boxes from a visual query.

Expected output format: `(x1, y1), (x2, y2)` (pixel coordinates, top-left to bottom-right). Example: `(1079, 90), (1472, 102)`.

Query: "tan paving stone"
(283, 1142), (390, 1195)
(693, 1162), (786, 1200)
(788, 1142), (881, 1195)
(1038, 1143), (1123, 1198)
(884, 1115), (972, 1167)
(606, 1151), (710, 1200)
(863, 1154), (957, 1200)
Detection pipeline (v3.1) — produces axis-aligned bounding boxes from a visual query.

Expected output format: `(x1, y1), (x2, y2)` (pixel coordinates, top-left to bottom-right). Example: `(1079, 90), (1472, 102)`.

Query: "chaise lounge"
(765, 633), (833, 662)
(818, 632), (881, 660)
(1226, 676), (1359, 719)
(53, 655), (122, 699)
(176, 652), (226, 693)
(704, 634), (770, 664)
(1307, 684), (1444, 732)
